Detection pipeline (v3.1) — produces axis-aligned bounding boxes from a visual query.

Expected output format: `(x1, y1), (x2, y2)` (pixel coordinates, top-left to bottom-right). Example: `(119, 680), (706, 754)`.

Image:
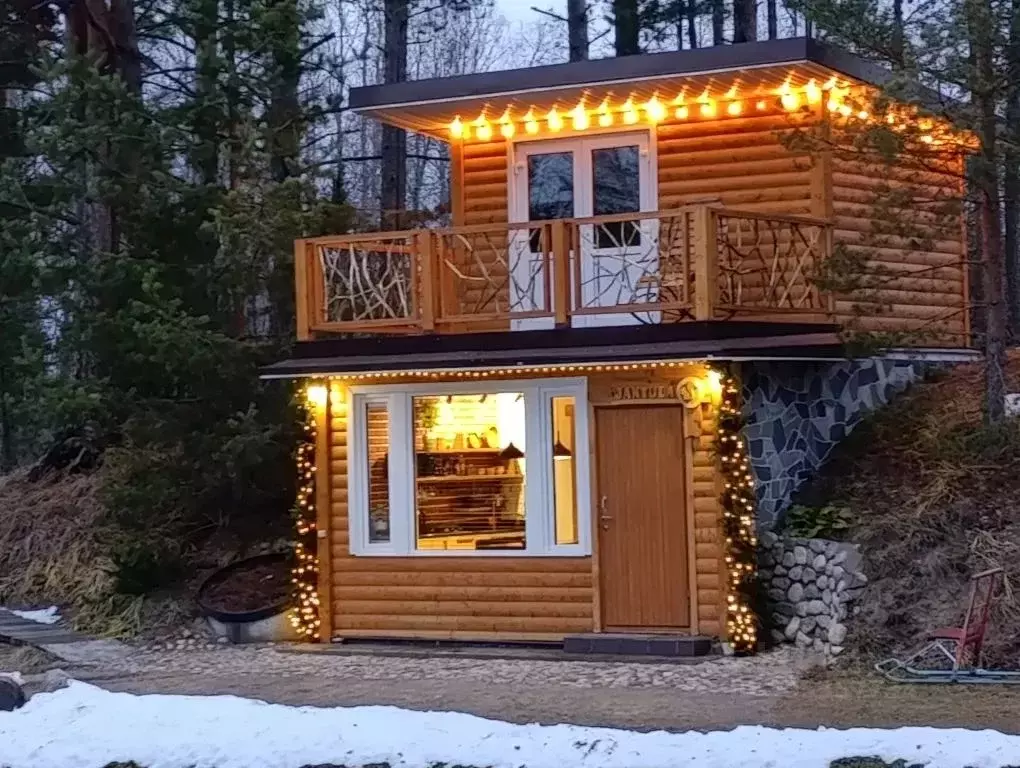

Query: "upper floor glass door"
(509, 131), (658, 329)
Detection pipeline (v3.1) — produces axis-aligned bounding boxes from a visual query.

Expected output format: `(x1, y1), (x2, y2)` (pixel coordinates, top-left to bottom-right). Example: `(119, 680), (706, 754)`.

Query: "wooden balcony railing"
(294, 204), (832, 340)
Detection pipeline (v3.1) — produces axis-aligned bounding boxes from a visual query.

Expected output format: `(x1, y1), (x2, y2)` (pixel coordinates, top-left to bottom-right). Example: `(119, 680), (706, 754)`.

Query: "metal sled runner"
(876, 568), (1020, 684)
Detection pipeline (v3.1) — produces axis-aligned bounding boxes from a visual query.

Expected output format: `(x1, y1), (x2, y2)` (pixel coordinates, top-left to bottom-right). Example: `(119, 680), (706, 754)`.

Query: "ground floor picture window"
(348, 379), (589, 556)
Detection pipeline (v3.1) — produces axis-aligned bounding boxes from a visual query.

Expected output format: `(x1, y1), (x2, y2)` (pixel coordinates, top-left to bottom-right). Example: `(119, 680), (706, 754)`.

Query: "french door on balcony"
(509, 131), (658, 330)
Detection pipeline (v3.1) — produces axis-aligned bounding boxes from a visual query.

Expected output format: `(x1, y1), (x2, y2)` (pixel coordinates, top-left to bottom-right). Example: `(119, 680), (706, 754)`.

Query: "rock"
(216, 636), (230, 644)
(772, 543), (784, 559)
(807, 599), (826, 615)
(782, 551), (796, 568)
(803, 584), (820, 600)
(770, 628), (787, 644)
(795, 631), (812, 648)
(831, 565), (845, 582)
(822, 589), (833, 605)
(852, 571), (869, 587)
(817, 614), (831, 629)
(760, 552), (775, 568)
(812, 553), (827, 570)
(774, 564), (788, 576)
(793, 546), (808, 565)
(760, 531), (779, 548)
(809, 539), (827, 553)
(36, 669), (70, 694)
(829, 645), (844, 656)
(836, 578), (848, 593)
(772, 577), (791, 590)
(853, 606), (861, 616)
(768, 587), (786, 601)
(788, 565), (803, 581)
(796, 602), (809, 617)
(828, 623), (848, 645)
(802, 567), (817, 582)
(784, 616), (801, 640)
(812, 637), (825, 652)
(773, 601), (797, 617)
(832, 550), (848, 565)
(787, 583), (805, 602)
(0, 678), (25, 712)
(801, 617), (817, 634)
(817, 575), (828, 589)
(825, 563), (834, 576)
(825, 541), (839, 558)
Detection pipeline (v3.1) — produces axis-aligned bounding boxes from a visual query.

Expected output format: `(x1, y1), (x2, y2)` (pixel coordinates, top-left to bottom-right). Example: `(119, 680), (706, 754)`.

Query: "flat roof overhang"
(260, 321), (846, 379)
(348, 38), (894, 137)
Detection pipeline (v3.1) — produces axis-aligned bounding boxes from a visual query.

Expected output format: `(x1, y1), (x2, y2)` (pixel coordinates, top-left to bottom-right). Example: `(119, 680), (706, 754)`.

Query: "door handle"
(599, 495), (612, 529)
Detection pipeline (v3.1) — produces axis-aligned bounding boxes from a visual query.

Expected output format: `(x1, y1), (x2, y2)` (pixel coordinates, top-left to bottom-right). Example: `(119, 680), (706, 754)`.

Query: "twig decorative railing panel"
(433, 222), (554, 324)
(315, 234), (418, 326)
(569, 209), (698, 323)
(295, 205), (832, 338)
(713, 211), (826, 315)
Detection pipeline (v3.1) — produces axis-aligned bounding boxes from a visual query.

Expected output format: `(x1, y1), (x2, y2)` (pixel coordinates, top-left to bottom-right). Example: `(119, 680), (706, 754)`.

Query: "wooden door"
(596, 406), (690, 630)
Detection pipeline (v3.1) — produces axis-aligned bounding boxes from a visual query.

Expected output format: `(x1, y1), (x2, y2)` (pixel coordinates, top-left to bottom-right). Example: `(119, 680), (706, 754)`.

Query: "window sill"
(348, 548), (591, 558)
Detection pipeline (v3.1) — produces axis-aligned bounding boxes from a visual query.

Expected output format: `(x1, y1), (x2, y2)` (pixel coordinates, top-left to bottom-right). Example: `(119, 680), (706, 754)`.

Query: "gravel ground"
(7, 642), (1020, 734)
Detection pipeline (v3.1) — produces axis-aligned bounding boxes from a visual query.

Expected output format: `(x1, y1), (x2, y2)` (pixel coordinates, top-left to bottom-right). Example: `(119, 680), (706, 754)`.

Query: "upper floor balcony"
(295, 204), (832, 339)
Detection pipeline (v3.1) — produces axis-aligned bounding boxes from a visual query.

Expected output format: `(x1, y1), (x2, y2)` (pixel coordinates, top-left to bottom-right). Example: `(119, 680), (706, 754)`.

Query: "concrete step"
(563, 633), (716, 657)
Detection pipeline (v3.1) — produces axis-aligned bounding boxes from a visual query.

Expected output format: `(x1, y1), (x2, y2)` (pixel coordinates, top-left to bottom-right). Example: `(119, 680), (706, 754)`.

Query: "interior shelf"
(417, 474), (523, 485)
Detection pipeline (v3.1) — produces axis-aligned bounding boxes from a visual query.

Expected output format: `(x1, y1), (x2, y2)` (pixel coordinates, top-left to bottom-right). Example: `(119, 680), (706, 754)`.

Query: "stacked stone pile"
(758, 531), (868, 658)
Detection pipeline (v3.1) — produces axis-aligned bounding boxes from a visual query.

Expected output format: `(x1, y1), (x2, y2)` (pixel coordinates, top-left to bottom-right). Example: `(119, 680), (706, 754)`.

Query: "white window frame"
(347, 378), (591, 557)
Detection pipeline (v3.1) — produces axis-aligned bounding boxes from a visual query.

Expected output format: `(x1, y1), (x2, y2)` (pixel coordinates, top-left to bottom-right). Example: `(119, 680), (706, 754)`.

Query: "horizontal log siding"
(829, 147), (968, 345)
(327, 380), (593, 642)
(656, 112), (817, 214)
(693, 398), (724, 636)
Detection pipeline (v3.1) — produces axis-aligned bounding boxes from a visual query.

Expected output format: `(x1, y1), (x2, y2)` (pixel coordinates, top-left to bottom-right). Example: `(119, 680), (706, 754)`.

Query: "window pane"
(551, 396), (579, 545)
(592, 145), (640, 249)
(365, 402), (390, 543)
(413, 393), (526, 551)
(528, 152), (573, 252)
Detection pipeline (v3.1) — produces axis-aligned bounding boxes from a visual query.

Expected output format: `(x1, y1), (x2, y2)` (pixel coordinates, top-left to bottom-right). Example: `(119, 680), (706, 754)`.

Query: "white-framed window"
(347, 378), (590, 557)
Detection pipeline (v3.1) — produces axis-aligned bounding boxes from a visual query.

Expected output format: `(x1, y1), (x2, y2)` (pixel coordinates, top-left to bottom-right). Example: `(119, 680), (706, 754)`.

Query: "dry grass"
(801, 352), (1020, 668)
(0, 467), (164, 636)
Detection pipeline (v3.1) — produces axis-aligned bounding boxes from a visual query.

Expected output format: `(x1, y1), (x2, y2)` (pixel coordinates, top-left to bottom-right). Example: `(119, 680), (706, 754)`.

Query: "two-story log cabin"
(266, 38), (973, 654)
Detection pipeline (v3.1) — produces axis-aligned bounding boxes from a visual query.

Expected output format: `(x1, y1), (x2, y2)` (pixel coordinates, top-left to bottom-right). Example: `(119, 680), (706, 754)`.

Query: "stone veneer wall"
(759, 531), (867, 658)
(742, 359), (921, 528)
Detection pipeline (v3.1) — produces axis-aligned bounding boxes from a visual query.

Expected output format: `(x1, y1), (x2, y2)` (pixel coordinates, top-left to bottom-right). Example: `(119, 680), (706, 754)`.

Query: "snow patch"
(2, 607), (61, 625)
(0, 682), (1019, 768)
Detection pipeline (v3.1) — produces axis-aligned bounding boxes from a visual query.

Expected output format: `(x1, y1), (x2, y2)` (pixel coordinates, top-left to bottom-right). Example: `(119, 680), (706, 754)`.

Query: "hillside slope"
(795, 354), (1020, 667)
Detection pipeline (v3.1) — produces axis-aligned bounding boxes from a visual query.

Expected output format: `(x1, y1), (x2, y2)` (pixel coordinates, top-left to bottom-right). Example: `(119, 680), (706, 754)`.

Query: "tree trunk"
(191, 0), (220, 186)
(733, 0), (757, 43)
(968, 0), (1008, 423)
(1005, 0), (1020, 338)
(712, 0), (725, 44)
(687, 0), (699, 48)
(380, 0), (408, 229)
(567, 0), (589, 61)
(766, 0), (777, 39)
(267, 0), (301, 183)
(613, 0), (641, 56)
(892, 0), (904, 67)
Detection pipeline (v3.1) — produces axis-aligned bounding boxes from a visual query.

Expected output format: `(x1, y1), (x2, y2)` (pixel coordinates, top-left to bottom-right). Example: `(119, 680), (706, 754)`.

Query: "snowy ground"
(1, 682), (1020, 768)
(0, 606), (61, 625)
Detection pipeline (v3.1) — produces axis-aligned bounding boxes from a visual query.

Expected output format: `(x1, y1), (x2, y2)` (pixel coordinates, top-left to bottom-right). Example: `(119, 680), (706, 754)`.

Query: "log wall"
(324, 365), (725, 642)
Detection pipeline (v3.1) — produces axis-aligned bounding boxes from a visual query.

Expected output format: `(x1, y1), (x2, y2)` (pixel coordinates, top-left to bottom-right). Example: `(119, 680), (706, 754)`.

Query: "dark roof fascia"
(260, 322), (845, 378)
(349, 38), (895, 112)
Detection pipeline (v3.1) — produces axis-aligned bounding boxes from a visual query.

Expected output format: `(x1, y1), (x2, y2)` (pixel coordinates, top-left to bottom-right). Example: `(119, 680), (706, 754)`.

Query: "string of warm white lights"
(290, 392), (321, 640)
(716, 368), (759, 655)
(322, 359), (709, 382)
(448, 77), (962, 149)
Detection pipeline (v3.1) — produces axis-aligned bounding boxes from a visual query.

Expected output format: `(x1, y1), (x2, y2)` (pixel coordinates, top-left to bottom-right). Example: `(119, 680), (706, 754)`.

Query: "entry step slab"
(563, 633), (716, 657)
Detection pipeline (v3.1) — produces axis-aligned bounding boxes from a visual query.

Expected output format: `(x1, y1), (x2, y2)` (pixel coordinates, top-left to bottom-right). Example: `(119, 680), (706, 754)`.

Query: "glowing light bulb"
(839, 103), (852, 117)
(781, 92), (800, 111)
(727, 101), (742, 116)
(645, 94), (667, 123)
(756, 99), (767, 111)
(498, 108), (515, 138)
(857, 110), (869, 120)
(622, 98), (639, 124)
(804, 79), (821, 104)
(597, 98), (613, 127)
(475, 121), (492, 141)
(700, 100), (716, 118)
(449, 116), (464, 139)
(547, 107), (564, 132)
(524, 107), (540, 135)
(827, 96), (841, 112)
(675, 104), (689, 119)
(570, 102), (589, 130)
